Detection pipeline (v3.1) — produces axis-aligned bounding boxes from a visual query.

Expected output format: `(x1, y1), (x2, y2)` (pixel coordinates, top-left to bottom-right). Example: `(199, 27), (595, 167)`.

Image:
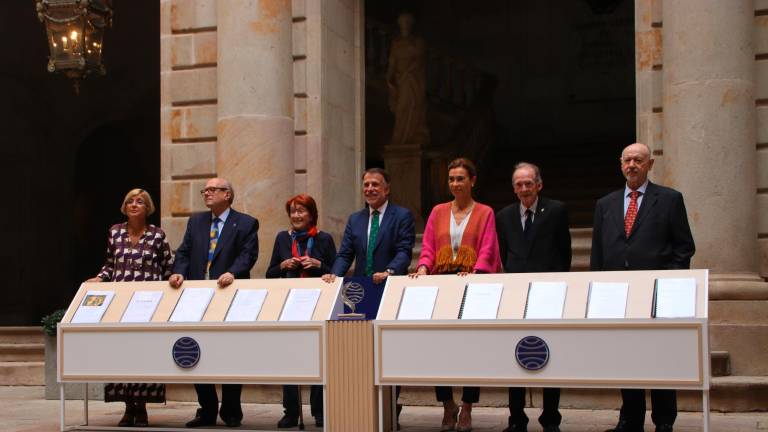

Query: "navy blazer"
(172, 208), (259, 280)
(497, 196), (572, 273)
(331, 202), (416, 276)
(590, 182), (695, 271)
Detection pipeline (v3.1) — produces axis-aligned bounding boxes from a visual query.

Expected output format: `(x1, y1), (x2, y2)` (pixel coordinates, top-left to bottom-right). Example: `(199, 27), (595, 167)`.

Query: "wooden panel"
(326, 321), (379, 432)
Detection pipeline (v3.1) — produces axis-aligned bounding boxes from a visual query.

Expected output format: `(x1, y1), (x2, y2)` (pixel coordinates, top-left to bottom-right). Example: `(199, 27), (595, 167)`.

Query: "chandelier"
(36, 0), (113, 93)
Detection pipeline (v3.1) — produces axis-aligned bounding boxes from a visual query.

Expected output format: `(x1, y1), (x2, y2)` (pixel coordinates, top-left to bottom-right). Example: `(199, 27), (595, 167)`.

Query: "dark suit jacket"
(590, 182), (695, 271)
(497, 196), (572, 273)
(331, 203), (415, 276)
(172, 208), (259, 280)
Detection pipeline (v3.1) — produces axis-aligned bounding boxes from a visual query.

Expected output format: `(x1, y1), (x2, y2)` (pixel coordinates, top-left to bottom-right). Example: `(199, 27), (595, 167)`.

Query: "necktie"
(624, 191), (641, 237)
(523, 209), (533, 233)
(206, 217), (222, 279)
(366, 210), (380, 276)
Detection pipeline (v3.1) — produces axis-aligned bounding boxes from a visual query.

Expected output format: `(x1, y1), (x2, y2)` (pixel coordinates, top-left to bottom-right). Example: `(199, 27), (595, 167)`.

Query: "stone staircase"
(0, 327), (44, 386)
(570, 228), (591, 271)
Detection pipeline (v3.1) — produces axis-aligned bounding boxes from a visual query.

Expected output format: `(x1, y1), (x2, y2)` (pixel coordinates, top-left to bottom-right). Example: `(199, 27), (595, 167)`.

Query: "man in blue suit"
(323, 167), (415, 429)
(169, 177), (259, 428)
(326, 167), (415, 284)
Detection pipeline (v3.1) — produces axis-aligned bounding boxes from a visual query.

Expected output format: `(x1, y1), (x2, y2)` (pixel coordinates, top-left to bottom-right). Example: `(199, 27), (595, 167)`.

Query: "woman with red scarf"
(266, 194), (336, 428)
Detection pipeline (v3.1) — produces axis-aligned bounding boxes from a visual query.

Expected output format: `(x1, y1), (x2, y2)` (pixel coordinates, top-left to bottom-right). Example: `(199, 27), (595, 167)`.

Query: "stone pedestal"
(383, 145), (424, 229)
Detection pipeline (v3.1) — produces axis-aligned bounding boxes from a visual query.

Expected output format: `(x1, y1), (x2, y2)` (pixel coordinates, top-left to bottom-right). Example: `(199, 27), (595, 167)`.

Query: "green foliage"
(41, 309), (67, 337)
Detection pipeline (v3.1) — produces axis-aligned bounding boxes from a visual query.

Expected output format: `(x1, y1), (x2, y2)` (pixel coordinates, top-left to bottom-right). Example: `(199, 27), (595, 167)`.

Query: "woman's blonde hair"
(121, 188), (156, 217)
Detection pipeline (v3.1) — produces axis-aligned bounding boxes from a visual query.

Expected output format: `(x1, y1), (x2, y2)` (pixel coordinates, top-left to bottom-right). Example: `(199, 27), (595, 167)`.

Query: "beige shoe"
(456, 403), (472, 432)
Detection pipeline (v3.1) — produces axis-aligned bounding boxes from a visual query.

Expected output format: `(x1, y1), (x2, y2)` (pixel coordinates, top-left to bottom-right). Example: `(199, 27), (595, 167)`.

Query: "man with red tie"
(591, 143), (695, 432)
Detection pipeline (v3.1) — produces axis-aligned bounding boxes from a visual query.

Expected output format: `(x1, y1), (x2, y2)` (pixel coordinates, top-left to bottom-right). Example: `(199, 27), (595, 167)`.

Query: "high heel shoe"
(117, 402), (135, 427)
(134, 402), (149, 427)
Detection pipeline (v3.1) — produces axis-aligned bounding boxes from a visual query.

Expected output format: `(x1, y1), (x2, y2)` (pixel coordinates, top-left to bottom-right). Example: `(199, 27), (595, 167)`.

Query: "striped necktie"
(365, 210), (380, 276)
(206, 217), (222, 279)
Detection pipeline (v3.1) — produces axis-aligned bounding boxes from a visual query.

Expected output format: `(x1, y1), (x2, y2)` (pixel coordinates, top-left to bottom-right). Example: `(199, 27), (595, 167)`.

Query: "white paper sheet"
(654, 277), (697, 318)
(397, 286), (439, 320)
(586, 282), (629, 319)
(71, 291), (115, 323)
(524, 281), (567, 319)
(460, 283), (503, 319)
(121, 291), (163, 323)
(225, 289), (268, 322)
(169, 288), (215, 322)
(279, 289), (321, 321)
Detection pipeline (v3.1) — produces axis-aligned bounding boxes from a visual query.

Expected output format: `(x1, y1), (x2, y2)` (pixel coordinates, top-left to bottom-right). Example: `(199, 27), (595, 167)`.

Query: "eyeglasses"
(200, 187), (229, 195)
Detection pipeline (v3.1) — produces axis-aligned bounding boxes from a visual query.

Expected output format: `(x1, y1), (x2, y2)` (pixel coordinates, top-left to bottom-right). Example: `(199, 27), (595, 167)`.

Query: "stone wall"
(637, 0), (768, 277)
(299, 0), (363, 240)
(161, 0), (363, 274)
(634, 0), (663, 178)
(634, 0), (768, 401)
(160, 0), (219, 251)
(757, 2), (768, 278)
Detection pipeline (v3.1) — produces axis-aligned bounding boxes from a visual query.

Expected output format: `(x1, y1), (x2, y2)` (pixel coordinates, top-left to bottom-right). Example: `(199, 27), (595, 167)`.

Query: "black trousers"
(282, 385), (324, 418)
(194, 384), (242, 422)
(508, 387), (561, 427)
(619, 389), (677, 427)
(435, 386), (480, 404)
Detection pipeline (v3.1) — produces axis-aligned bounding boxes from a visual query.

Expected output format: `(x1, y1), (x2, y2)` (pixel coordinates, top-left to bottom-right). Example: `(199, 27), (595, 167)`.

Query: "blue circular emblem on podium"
(172, 337), (201, 368)
(515, 336), (549, 370)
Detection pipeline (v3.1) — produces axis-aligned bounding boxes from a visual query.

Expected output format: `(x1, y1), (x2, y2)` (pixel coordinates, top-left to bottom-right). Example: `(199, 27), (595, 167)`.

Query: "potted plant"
(41, 308), (65, 399)
(41, 308), (102, 400)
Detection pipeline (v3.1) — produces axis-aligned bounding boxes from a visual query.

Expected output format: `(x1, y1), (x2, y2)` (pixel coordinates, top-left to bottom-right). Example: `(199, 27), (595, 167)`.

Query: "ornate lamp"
(36, 0), (113, 92)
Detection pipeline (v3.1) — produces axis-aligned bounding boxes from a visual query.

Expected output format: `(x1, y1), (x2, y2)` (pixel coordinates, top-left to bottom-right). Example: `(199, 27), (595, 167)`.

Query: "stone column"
(217, 0), (294, 276)
(662, 0), (768, 298)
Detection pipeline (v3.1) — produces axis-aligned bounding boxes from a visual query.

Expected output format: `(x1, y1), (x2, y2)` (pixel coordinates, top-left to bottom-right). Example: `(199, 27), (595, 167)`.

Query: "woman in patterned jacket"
(86, 188), (173, 427)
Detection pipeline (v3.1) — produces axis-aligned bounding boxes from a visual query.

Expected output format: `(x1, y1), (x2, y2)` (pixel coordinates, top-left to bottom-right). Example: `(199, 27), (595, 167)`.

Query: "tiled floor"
(3, 386), (766, 432)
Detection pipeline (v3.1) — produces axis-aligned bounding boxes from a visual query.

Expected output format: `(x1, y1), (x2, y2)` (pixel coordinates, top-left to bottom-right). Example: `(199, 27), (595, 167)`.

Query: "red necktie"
(624, 191), (640, 237)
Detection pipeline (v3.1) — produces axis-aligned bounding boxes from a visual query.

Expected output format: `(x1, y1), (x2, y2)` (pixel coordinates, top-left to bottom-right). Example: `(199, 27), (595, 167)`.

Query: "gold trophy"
(337, 281), (366, 320)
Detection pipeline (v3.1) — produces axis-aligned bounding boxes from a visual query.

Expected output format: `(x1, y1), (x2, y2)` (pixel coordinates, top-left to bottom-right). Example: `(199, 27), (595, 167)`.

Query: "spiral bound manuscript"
(652, 277), (696, 318)
(458, 283), (504, 319)
(524, 281), (566, 319)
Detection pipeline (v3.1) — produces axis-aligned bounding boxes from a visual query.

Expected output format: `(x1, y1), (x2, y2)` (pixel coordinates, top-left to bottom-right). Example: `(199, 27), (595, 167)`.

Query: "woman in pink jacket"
(412, 157), (501, 432)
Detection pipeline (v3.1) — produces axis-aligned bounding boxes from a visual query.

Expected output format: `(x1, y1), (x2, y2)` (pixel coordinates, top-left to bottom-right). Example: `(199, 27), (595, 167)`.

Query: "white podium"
(57, 278), (342, 432)
(374, 269), (710, 431)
